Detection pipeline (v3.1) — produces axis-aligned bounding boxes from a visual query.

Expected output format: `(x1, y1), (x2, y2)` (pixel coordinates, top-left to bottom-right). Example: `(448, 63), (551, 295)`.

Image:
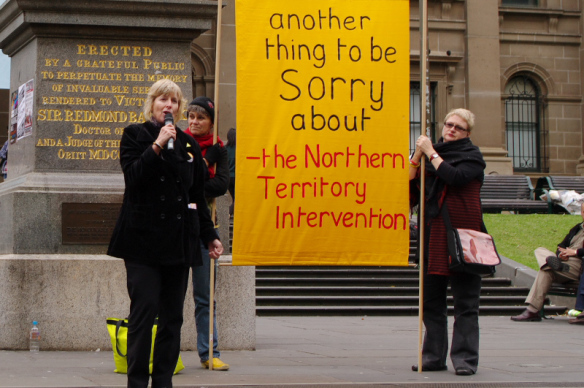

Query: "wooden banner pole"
(209, 0), (223, 371)
(417, 0), (429, 374)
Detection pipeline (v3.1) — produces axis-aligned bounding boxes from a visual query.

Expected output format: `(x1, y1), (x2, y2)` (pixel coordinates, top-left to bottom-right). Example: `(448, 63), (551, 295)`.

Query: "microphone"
(164, 113), (174, 150)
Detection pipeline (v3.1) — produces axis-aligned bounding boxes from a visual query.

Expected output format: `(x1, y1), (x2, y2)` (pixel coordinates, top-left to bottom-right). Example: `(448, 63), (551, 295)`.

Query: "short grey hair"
(444, 108), (475, 132)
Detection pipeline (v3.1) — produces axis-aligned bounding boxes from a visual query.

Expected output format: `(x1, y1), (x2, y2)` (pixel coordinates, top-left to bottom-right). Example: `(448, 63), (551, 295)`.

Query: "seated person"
(511, 203), (584, 322)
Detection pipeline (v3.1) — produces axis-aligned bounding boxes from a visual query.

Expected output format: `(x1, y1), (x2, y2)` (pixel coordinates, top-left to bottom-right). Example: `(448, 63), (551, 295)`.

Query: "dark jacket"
(204, 145), (229, 199)
(227, 145), (235, 178)
(108, 121), (218, 266)
(557, 222), (584, 258)
(410, 137), (486, 275)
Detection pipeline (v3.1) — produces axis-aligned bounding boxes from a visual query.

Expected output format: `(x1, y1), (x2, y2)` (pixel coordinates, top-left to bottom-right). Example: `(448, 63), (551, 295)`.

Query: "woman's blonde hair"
(444, 108), (475, 132)
(143, 79), (187, 121)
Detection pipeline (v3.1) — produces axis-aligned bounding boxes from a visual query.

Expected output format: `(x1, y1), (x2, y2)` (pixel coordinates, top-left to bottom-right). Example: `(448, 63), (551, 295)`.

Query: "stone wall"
(0, 253), (255, 351)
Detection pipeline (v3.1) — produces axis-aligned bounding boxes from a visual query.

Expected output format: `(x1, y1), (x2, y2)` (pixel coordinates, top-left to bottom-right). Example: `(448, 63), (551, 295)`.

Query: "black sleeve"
(556, 223), (582, 254)
(187, 138), (219, 245)
(204, 145), (230, 198)
(119, 125), (164, 190)
(434, 160), (484, 187)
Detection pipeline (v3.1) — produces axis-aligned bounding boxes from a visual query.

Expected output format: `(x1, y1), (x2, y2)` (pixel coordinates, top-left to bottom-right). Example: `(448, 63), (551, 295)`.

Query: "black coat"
(108, 121), (218, 266)
(204, 145), (229, 198)
(557, 222), (584, 258)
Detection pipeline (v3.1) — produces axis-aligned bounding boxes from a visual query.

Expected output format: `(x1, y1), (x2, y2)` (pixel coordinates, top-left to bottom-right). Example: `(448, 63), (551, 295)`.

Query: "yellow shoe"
(201, 357), (230, 371)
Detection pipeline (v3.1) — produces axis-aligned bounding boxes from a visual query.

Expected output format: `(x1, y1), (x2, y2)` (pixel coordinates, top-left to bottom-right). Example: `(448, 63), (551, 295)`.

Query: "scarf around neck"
(424, 137), (486, 218)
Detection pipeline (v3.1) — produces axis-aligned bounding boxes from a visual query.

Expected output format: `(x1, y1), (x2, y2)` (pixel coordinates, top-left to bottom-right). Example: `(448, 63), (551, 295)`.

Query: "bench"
(549, 281), (579, 297)
(535, 175), (584, 213)
(481, 175), (550, 214)
(542, 281), (580, 317)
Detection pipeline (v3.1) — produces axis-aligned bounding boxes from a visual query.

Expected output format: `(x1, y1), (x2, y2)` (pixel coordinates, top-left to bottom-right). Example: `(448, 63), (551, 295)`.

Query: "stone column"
(465, 0), (513, 175)
(0, 0), (255, 351)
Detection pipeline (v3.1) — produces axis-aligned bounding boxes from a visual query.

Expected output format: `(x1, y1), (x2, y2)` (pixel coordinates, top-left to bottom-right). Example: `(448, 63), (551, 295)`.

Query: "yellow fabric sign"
(234, 0), (410, 266)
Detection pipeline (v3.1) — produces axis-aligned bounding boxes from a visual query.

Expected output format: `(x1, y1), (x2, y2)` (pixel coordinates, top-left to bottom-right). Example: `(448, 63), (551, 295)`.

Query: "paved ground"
(0, 314), (583, 388)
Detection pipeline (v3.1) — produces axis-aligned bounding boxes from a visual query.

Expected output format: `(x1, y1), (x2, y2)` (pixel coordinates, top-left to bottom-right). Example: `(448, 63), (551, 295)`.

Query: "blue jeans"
(575, 274), (584, 311)
(193, 241), (220, 362)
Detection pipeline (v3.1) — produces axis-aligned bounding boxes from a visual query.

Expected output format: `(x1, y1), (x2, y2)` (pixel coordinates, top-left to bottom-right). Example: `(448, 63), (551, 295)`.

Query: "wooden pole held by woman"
(418, 0), (429, 374)
(208, 0), (223, 371)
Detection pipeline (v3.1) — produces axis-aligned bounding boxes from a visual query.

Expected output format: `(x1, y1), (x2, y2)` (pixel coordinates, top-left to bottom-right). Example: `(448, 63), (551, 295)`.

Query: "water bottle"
(29, 321), (40, 353)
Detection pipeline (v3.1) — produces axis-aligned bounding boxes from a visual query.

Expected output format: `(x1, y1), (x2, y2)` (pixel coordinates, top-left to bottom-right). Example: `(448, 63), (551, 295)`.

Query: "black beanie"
(189, 96), (215, 123)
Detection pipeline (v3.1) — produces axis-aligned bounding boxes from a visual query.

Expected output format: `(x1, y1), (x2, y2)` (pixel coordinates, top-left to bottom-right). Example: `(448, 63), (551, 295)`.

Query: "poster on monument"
(233, 0), (410, 266)
(16, 79), (34, 141)
(9, 90), (17, 144)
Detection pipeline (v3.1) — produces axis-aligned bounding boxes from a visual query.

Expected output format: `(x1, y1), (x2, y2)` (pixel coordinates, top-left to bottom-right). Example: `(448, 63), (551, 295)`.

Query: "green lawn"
(483, 213), (581, 270)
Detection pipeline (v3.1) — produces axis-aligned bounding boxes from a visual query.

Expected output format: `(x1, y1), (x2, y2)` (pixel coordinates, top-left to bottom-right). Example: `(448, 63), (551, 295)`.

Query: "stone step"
(256, 286), (531, 297)
(256, 305), (567, 317)
(255, 276), (513, 287)
(256, 295), (529, 307)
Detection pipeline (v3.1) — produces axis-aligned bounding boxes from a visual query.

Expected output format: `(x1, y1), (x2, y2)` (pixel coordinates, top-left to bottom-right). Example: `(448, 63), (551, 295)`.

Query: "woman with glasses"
(408, 109), (486, 376)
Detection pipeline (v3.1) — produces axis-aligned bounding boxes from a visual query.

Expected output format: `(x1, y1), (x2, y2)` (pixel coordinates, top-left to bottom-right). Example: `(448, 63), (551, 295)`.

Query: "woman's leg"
(125, 261), (161, 388)
(151, 264), (190, 388)
(421, 274), (449, 369)
(450, 273), (482, 373)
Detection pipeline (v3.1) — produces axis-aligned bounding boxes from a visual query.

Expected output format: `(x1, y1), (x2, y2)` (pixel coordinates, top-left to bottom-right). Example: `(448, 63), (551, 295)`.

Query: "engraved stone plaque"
(62, 202), (121, 244)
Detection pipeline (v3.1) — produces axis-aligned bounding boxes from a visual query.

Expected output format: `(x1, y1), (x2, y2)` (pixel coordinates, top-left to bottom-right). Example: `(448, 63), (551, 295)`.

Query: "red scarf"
(186, 130), (224, 178)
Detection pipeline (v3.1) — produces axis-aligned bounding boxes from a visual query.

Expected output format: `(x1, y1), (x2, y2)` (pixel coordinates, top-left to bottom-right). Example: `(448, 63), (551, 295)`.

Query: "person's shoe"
(568, 309), (582, 317)
(411, 364), (447, 372)
(546, 255), (570, 272)
(510, 309), (542, 322)
(455, 367), (475, 376)
(201, 358), (230, 371)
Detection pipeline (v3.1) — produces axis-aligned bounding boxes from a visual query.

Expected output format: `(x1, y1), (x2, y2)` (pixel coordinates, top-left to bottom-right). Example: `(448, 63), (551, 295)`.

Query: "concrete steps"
(230, 219), (566, 316)
(255, 266), (568, 316)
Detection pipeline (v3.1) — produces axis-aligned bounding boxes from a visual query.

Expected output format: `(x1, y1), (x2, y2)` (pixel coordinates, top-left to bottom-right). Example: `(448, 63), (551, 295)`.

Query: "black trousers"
(124, 261), (190, 388)
(422, 273), (482, 372)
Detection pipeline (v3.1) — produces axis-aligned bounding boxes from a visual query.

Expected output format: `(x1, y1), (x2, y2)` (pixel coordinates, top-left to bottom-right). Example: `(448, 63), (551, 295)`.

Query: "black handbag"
(441, 203), (500, 275)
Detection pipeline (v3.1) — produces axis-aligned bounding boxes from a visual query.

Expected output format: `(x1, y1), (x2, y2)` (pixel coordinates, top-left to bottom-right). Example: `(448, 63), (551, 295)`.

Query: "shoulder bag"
(441, 202), (501, 276)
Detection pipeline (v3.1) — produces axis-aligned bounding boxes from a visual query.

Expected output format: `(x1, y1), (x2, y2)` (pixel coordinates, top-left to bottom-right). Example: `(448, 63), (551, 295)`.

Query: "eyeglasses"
(444, 122), (468, 133)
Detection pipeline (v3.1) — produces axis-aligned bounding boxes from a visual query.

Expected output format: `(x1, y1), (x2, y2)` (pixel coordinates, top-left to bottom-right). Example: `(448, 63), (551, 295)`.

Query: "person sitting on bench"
(511, 203), (584, 322)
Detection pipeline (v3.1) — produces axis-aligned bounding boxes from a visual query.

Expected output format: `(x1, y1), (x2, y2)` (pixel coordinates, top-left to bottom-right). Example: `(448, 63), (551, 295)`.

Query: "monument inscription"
(35, 39), (190, 172)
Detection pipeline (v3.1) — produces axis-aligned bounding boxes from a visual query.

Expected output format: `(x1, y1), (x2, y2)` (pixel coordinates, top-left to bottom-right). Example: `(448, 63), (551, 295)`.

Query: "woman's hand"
(208, 239), (224, 259)
(204, 143), (222, 166)
(155, 123), (177, 148)
(558, 247), (576, 260)
(415, 135), (435, 157)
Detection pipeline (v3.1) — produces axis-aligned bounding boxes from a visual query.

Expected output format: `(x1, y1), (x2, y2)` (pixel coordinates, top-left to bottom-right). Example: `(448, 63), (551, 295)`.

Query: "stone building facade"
(195, 0), (584, 177)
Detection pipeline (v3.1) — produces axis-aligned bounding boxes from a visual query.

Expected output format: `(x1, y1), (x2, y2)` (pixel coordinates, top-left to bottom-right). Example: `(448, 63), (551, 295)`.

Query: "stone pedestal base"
(480, 146), (513, 176)
(0, 254), (255, 351)
(575, 155), (584, 176)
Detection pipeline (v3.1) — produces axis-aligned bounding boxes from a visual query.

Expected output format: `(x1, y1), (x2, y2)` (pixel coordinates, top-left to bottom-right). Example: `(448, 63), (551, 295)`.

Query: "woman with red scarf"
(185, 96), (230, 370)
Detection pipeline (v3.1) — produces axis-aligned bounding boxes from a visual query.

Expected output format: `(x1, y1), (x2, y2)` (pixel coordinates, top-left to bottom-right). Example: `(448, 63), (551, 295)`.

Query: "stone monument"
(0, 0), (255, 352)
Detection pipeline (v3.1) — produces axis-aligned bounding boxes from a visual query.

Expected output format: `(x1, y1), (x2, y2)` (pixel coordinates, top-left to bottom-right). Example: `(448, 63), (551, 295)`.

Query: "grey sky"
(0, 53), (9, 89)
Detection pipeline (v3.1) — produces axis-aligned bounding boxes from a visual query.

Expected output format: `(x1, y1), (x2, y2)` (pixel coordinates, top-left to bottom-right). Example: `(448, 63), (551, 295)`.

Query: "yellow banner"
(234, 0), (410, 266)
